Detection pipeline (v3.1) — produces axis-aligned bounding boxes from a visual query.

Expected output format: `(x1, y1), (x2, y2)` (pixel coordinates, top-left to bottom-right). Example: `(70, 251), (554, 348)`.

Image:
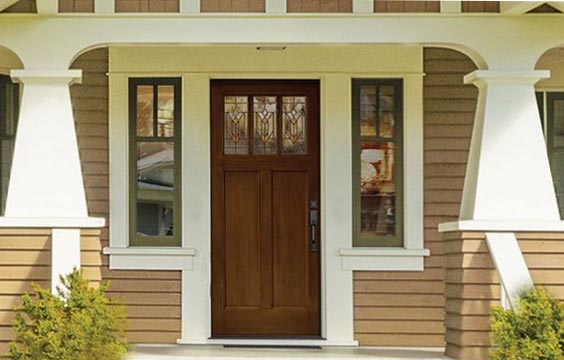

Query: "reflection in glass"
(282, 96), (307, 155)
(136, 86), (154, 137)
(136, 142), (174, 237)
(157, 85), (174, 137)
(379, 86), (395, 138)
(224, 96), (249, 155)
(360, 86), (377, 137)
(360, 142), (396, 238)
(551, 98), (564, 217)
(253, 96), (277, 155)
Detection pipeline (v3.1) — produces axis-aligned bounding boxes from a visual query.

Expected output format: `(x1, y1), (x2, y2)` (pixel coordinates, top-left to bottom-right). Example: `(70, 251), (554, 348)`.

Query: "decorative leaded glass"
(157, 85), (174, 137)
(360, 86), (377, 137)
(282, 96), (307, 155)
(224, 96), (249, 155)
(136, 85), (153, 137)
(253, 96), (277, 155)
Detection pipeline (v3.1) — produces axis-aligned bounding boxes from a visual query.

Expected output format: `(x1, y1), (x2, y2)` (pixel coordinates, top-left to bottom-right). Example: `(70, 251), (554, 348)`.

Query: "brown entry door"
(211, 80), (320, 337)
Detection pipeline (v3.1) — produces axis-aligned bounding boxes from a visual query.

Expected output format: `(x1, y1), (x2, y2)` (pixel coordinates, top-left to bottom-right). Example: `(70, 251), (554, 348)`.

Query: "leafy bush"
(491, 287), (564, 360)
(7, 269), (129, 360)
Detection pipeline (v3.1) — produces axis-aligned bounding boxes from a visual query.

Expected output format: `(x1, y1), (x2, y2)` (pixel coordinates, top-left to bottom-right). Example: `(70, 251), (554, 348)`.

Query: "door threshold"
(177, 338), (358, 347)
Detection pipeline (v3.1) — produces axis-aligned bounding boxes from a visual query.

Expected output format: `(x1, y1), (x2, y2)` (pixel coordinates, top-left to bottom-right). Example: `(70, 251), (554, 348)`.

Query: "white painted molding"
(440, 1), (461, 13)
(94, 0), (114, 14)
(179, 0), (199, 13)
(352, 0), (373, 14)
(103, 247), (196, 256)
(265, 0), (286, 13)
(439, 220), (564, 233)
(548, 2), (564, 13)
(0, 217), (105, 228)
(464, 70), (550, 85)
(36, 0), (58, 14)
(500, 1), (543, 14)
(485, 233), (534, 309)
(0, 0), (21, 12)
(11, 70), (82, 85)
(178, 338), (359, 347)
(51, 229), (80, 293)
(339, 248), (429, 271)
(104, 247), (196, 270)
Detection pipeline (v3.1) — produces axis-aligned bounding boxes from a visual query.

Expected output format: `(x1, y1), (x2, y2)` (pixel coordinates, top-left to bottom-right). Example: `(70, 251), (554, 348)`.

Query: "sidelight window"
(129, 78), (181, 246)
(0, 75), (18, 215)
(352, 79), (403, 247)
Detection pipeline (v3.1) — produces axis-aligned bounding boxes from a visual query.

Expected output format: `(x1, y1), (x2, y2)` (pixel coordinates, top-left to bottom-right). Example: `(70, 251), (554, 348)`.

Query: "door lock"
(309, 201), (318, 253)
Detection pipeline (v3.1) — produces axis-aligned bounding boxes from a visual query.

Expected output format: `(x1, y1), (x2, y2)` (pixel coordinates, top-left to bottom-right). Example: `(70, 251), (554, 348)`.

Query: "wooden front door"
(211, 80), (320, 337)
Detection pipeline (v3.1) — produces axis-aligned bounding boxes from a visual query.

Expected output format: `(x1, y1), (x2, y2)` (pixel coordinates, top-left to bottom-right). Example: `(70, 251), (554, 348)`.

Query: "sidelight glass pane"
(157, 85), (174, 137)
(136, 85), (154, 137)
(359, 141), (396, 239)
(253, 96), (277, 155)
(379, 86), (395, 139)
(224, 96), (249, 155)
(282, 96), (307, 155)
(136, 142), (175, 237)
(550, 97), (564, 218)
(360, 86), (377, 137)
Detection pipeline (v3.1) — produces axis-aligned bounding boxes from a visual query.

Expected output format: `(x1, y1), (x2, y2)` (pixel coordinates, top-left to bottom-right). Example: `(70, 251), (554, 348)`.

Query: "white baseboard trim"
(177, 338), (359, 347)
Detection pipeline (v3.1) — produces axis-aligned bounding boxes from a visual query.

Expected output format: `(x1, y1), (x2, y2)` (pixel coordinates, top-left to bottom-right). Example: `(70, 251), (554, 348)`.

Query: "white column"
(36, 0), (58, 14)
(94, 0), (114, 14)
(440, 1), (461, 13)
(7, 70), (88, 219)
(265, 0), (286, 13)
(460, 70), (560, 222)
(51, 229), (81, 293)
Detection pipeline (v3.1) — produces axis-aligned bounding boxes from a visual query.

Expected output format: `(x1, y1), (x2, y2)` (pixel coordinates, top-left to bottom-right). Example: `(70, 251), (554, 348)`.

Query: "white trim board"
(106, 45), (425, 346)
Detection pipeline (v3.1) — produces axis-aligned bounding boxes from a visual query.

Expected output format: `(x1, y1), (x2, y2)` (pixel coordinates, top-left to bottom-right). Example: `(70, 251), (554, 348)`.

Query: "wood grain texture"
(374, 1), (439, 13)
(287, 0), (351, 12)
(115, 0), (179, 12)
(201, 0), (265, 12)
(1, 0), (36, 13)
(461, 1), (499, 13)
(58, 0), (94, 12)
(71, 49), (181, 344)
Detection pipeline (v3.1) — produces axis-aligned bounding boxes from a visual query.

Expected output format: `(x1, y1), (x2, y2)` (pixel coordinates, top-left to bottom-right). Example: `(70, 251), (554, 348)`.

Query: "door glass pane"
(379, 86), (395, 139)
(157, 85), (174, 137)
(360, 86), (377, 137)
(282, 96), (307, 155)
(136, 142), (175, 237)
(224, 96), (249, 155)
(136, 85), (154, 137)
(253, 96), (277, 155)
(551, 98), (564, 218)
(360, 141), (396, 239)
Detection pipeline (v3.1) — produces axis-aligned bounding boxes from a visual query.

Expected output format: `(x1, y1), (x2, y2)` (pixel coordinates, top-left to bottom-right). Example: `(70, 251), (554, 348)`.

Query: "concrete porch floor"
(129, 345), (452, 360)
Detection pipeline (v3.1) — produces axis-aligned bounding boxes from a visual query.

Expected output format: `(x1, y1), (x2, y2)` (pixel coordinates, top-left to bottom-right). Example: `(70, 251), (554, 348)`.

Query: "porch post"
(440, 70), (564, 360)
(5, 70), (102, 292)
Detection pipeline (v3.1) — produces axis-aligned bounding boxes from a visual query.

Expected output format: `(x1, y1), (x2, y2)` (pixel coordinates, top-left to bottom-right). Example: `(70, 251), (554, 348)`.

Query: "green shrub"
(7, 269), (129, 360)
(491, 287), (564, 360)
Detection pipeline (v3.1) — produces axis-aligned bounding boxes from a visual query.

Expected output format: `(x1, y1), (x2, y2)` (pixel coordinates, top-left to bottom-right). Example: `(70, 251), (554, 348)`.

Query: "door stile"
(259, 169), (273, 309)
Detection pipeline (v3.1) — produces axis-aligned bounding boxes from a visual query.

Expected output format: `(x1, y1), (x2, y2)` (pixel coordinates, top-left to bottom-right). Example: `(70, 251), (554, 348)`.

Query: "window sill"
(103, 247), (196, 270)
(338, 247), (430, 271)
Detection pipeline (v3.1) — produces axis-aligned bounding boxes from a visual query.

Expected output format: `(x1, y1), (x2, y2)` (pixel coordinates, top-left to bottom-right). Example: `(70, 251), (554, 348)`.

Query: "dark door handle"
(310, 201), (318, 253)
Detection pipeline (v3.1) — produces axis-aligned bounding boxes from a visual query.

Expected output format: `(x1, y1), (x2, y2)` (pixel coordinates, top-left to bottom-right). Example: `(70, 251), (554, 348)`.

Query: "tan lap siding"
(71, 48), (182, 344)
(353, 48), (478, 346)
(461, 1), (499, 13)
(287, 0), (351, 12)
(200, 0), (265, 12)
(373, 1), (439, 13)
(1, 0), (36, 13)
(58, 0), (94, 12)
(115, 0), (179, 12)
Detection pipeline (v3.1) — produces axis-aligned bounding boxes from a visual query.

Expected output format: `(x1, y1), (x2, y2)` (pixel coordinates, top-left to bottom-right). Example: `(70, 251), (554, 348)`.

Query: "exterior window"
(129, 78), (181, 246)
(352, 79), (403, 247)
(541, 92), (564, 218)
(0, 75), (18, 215)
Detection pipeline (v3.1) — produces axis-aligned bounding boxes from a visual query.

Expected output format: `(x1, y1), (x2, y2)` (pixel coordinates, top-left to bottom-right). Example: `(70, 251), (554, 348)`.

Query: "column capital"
(10, 70), (82, 85)
(464, 70), (550, 86)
